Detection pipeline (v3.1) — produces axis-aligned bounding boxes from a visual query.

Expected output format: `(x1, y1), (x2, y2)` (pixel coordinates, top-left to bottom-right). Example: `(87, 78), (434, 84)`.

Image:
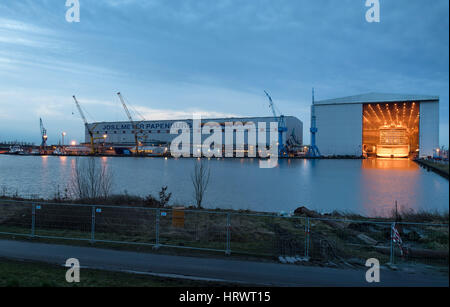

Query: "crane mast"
(39, 118), (48, 151)
(307, 88), (321, 157)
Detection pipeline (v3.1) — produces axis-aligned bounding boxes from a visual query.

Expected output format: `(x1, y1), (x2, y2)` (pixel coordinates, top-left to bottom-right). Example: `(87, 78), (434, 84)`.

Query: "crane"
(72, 95), (102, 155)
(117, 92), (146, 155)
(39, 118), (48, 152)
(264, 91), (288, 157)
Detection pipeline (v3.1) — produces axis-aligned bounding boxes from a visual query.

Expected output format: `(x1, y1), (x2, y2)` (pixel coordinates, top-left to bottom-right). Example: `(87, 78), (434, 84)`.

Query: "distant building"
(86, 116), (303, 156)
(313, 93), (439, 158)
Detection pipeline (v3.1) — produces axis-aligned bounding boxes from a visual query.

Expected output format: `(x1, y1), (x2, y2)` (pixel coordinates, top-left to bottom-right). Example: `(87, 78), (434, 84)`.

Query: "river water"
(0, 155), (448, 217)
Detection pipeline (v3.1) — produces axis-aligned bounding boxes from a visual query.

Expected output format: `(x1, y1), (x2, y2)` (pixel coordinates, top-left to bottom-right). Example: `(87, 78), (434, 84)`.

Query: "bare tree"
(69, 157), (114, 200)
(191, 160), (211, 209)
(159, 186), (172, 207)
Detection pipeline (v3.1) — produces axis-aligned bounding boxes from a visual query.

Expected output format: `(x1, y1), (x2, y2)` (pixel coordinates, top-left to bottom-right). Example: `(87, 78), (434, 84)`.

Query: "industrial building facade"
(314, 93), (439, 158)
(86, 116), (303, 155)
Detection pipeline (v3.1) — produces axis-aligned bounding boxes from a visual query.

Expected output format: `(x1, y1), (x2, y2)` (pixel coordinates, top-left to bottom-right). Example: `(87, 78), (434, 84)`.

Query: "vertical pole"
(305, 218), (310, 258)
(31, 204), (36, 237)
(226, 213), (231, 255)
(155, 208), (160, 248)
(304, 217), (308, 257)
(390, 222), (394, 264)
(91, 206), (96, 243)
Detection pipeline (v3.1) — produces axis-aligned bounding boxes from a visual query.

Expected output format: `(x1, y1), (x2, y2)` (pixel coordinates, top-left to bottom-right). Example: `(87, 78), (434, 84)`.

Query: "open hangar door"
(362, 102), (419, 158)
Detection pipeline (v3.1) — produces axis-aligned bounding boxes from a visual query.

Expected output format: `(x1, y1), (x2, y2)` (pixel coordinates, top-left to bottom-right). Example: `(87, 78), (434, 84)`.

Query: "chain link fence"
(0, 200), (448, 267)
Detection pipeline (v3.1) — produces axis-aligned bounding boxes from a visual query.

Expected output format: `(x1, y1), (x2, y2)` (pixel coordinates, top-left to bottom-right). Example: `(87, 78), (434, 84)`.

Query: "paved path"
(0, 239), (447, 286)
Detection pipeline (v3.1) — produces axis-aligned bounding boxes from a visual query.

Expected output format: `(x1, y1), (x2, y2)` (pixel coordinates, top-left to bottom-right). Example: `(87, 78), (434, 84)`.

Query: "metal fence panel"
(34, 203), (92, 240)
(0, 201), (31, 236)
(159, 209), (227, 252)
(229, 214), (307, 257)
(94, 206), (157, 245)
(308, 219), (392, 265)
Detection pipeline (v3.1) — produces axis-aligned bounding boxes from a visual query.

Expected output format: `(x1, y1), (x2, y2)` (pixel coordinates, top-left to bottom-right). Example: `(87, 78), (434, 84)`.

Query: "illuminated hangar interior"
(362, 102), (419, 158)
(313, 93), (439, 158)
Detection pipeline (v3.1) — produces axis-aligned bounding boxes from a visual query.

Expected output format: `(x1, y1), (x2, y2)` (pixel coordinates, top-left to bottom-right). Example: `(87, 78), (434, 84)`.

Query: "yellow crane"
(72, 95), (105, 155)
(117, 92), (146, 155)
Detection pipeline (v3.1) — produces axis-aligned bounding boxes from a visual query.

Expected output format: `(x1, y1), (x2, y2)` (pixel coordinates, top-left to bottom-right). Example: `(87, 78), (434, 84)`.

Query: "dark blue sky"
(0, 0), (448, 146)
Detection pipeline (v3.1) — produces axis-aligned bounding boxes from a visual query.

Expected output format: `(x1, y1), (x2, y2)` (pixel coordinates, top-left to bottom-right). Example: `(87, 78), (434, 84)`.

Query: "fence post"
(390, 222), (394, 264)
(154, 208), (160, 249)
(90, 206), (96, 244)
(225, 213), (231, 255)
(31, 204), (36, 237)
(305, 218), (310, 258)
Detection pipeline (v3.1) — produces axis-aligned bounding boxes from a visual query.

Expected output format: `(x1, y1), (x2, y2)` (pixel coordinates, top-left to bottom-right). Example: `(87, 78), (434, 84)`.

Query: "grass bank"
(415, 159), (449, 179)
(0, 258), (246, 287)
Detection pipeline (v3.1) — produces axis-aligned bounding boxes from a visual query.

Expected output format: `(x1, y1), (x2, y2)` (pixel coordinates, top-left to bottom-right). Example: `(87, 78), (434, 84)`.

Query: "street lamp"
(62, 132), (66, 147)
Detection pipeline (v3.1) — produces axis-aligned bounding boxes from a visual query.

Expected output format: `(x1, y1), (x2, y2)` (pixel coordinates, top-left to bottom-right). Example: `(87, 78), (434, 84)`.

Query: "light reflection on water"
(0, 155), (448, 217)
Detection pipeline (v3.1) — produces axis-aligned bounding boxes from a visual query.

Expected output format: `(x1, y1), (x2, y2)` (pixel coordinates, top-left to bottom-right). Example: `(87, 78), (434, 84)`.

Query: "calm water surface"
(0, 155), (448, 217)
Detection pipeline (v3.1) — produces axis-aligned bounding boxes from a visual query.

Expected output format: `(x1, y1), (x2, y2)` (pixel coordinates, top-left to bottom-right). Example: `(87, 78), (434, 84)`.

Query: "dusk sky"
(0, 0), (448, 146)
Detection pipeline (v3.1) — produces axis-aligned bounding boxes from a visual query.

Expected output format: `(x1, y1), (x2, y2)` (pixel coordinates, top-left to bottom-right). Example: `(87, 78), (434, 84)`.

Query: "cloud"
(133, 106), (239, 121)
(0, 17), (61, 49)
(0, 17), (53, 34)
(96, 0), (304, 30)
(0, 1), (447, 147)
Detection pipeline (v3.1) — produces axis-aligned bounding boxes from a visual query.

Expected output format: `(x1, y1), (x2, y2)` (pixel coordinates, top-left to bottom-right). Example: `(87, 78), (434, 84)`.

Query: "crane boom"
(72, 95), (101, 154)
(117, 92), (134, 124)
(263, 90), (288, 157)
(73, 95), (90, 133)
(264, 90), (278, 119)
(117, 92), (142, 155)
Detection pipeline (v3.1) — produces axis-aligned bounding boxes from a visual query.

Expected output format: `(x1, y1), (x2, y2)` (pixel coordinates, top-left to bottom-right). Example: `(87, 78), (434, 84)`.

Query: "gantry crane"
(72, 95), (102, 155)
(117, 92), (146, 155)
(264, 91), (288, 157)
(39, 118), (48, 153)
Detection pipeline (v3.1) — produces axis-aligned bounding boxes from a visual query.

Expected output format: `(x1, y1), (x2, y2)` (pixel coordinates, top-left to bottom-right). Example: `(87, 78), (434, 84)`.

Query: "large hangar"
(314, 93), (439, 158)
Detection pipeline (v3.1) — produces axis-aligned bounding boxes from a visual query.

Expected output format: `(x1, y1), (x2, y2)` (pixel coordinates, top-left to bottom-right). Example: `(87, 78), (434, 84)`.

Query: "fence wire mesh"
(307, 218), (392, 265)
(0, 200), (31, 236)
(159, 209), (227, 251)
(94, 205), (156, 245)
(34, 203), (91, 240)
(229, 214), (307, 257)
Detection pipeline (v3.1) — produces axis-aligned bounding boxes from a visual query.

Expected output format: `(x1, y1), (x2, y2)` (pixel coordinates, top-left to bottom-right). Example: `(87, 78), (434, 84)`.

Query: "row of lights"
(365, 102), (419, 128)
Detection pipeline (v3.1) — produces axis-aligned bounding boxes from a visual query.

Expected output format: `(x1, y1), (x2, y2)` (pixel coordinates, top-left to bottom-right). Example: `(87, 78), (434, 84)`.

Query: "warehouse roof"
(315, 93), (439, 105)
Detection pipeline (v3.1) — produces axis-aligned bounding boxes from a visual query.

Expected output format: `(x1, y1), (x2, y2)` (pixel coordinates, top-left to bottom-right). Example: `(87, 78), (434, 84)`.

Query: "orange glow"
(363, 102), (419, 158)
(360, 158), (420, 215)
